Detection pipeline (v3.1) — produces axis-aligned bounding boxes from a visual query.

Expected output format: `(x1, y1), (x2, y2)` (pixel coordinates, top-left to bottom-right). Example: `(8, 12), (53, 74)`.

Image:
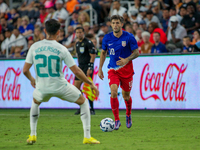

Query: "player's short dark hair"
(153, 32), (160, 36)
(45, 19), (61, 35)
(110, 15), (124, 23)
(113, 0), (120, 3)
(75, 26), (84, 32)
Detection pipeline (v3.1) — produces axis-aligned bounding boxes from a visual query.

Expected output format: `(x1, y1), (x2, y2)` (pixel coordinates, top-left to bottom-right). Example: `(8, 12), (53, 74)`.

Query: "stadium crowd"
(0, 0), (200, 58)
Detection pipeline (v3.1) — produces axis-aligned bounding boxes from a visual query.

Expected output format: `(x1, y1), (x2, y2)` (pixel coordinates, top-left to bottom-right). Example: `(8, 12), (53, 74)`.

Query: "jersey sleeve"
(102, 35), (107, 51)
(87, 40), (96, 54)
(62, 47), (76, 68)
(129, 34), (138, 51)
(25, 45), (34, 64)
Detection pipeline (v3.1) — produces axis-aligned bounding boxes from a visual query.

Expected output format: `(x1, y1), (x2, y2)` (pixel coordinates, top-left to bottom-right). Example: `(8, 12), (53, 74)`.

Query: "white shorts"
(33, 83), (81, 103)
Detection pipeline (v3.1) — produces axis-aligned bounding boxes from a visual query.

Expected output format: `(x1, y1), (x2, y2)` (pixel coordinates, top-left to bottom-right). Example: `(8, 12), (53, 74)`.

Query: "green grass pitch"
(0, 109), (200, 150)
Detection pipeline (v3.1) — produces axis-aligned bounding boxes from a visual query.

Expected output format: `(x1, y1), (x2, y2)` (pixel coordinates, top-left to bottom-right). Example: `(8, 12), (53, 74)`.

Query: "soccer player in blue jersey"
(98, 15), (139, 130)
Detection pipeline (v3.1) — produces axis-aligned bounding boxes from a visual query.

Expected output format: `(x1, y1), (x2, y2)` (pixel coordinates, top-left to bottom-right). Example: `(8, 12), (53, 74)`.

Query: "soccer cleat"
(126, 115), (132, 128)
(114, 120), (121, 130)
(27, 135), (36, 145)
(74, 109), (80, 115)
(83, 137), (100, 144)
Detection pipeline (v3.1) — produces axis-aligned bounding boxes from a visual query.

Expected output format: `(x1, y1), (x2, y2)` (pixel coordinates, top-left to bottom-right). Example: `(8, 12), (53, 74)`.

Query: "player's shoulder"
(84, 38), (93, 44)
(123, 30), (134, 37)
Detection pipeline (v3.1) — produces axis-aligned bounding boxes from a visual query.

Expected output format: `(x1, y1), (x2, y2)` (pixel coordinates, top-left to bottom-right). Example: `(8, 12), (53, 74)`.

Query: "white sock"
(80, 99), (91, 138)
(30, 100), (40, 136)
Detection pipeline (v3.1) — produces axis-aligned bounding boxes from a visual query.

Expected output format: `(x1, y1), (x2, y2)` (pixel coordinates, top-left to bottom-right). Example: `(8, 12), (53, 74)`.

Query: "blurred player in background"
(74, 27), (97, 115)
(23, 19), (100, 144)
(98, 15), (139, 130)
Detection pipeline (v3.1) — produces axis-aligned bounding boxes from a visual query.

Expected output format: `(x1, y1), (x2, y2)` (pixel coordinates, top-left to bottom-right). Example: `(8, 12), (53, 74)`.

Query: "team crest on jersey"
(122, 41), (126, 47)
(80, 47), (85, 53)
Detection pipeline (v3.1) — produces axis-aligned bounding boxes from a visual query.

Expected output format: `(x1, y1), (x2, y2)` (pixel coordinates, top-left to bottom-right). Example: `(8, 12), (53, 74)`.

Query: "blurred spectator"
(169, 7), (182, 23)
(16, 17), (22, 29)
(91, 0), (102, 23)
(145, 9), (162, 28)
(191, 30), (200, 45)
(135, 28), (144, 52)
(63, 25), (76, 51)
(132, 22), (139, 36)
(181, 3), (200, 34)
(105, 19), (112, 33)
(173, 0), (183, 13)
(183, 36), (193, 53)
(161, 8), (170, 33)
(13, 47), (23, 58)
(97, 33), (104, 50)
(19, 16), (34, 36)
(39, 5), (48, 24)
(33, 27), (45, 42)
(69, 10), (79, 28)
(193, 30), (200, 52)
(128, 9), (141, 24)
(122, 12), (131, 29)
(151, 32), (167, 53)
(110, 0), (127, 17)
(83, 22), (90, 34)
(0, 33), (5, 56)
(125, 24), (134, 35)
(78, 11), (90, 25)
(7, 8), (20, 24)
(0, 18), (14, 33)
(1, 28), (15, 55)
(129, 0), (146, 12)
(97, 23), (109, 37)
(53, 0), (69, 27)
(166, 16), (187, 52)
(141, 31), (152, 54)
(44, 1), (55, 22)
(57, 28), (67, 44)
(0, 0), (9, 18)
(65, 0), (79, 15)
(10, 28), (27, 54)
(151, 1), (162, 21)
(178, 5), (187, 22)
(22, 39), (34, 57)
(138, 6), (148, 20)
(139, 20), (147, 31)
(148, 22), (167, 44)
(90, 37), (100, 55)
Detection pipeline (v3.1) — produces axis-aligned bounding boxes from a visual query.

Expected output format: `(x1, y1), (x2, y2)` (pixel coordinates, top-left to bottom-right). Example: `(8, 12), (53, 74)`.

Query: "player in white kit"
(23, 19), (100, 144)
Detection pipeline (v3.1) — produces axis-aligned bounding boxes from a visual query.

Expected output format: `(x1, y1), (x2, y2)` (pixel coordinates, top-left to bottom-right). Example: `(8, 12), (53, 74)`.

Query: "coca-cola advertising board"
(0, 54), (200, 109)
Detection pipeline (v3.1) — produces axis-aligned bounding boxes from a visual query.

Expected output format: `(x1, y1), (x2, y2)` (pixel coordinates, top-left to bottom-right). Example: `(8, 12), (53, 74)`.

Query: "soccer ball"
(100, 118), (115, 132)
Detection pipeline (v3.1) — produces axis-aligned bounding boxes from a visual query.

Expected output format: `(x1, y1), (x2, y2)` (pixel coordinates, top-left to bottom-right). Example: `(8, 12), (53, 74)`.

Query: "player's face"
(111, 19), (122, 33)
(75, 29), (84, 40)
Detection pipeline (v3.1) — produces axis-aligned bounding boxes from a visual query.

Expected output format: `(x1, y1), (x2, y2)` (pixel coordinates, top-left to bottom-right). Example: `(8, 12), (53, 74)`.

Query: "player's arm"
(116, 48), (139, 66)
(98, 50), (107, 80)
(87, 41), (96, 76)
(23, 62), (35, 88)
(70, 65), (99, 97)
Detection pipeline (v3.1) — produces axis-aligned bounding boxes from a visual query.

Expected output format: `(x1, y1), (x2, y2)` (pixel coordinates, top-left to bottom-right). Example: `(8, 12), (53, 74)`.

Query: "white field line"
(0, 114), (200, 118)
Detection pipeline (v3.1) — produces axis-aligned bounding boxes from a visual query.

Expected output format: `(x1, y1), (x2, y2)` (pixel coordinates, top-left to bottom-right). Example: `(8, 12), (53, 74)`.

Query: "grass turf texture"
(0, 109), (200, 150)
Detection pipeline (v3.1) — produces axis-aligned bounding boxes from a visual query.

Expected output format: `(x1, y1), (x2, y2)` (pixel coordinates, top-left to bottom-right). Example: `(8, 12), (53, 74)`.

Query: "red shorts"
(108, 69), (133, 92)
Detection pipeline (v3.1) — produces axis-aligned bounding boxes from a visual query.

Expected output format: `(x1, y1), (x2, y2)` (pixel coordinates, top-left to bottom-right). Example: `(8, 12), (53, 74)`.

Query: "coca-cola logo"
(140, 63), (187, 101)
(0, 67), (21, 101)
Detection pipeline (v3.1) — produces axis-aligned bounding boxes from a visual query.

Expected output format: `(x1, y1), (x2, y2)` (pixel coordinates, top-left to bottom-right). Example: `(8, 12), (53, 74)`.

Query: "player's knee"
(33, 98), (41, 105)
(75, 94), (85, 105)
(123, 95), (130, 101)
(111, 90), (118, 98)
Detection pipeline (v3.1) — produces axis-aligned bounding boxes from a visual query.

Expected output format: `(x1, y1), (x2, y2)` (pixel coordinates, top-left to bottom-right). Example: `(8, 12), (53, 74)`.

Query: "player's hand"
(98, 69), (104, 80)
(90, 83), (99, 97)
(30, 77), (36, 88)
(116, 57), (129, 66)
(86, 69), (92, 76)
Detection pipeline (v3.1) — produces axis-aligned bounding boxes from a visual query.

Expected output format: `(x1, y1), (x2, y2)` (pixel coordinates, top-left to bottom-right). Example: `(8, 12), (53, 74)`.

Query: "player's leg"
(108, 70), (121, 130)
(120, 76), (133, 128)
(59, 83), (100, 144)
(110, 84), (121, 130)
(74, 79), (83, 115)
(27, 98), (41, 144)
(88, 71), (95, 115)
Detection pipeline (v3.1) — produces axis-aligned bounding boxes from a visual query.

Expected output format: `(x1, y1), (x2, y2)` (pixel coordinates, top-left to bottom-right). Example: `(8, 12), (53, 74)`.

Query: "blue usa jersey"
(102, 31), (138, 70)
